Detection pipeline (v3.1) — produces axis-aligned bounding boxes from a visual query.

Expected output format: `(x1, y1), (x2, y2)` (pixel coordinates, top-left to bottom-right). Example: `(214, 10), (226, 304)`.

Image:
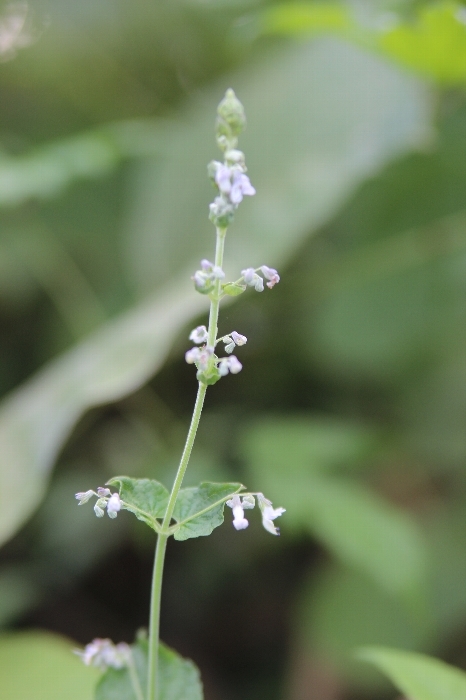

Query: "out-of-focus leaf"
(241, 415), (378, 476)
(379, 2), (466, 84)
(0, 276), (206, 548)
(123, 38), (431, 296)
(96, 637), (203, 700)
(259, 1), (466, 84)
(0, 631), (99, 700)
(243, 416), (426, 596)
(172, 481), (243, 541)
(108, 476), (170, 531)
(0, 121), (170, 208)
(261, 2), (351, 35)
(297, 566), (433, 692)
(357, 646), (466, 700)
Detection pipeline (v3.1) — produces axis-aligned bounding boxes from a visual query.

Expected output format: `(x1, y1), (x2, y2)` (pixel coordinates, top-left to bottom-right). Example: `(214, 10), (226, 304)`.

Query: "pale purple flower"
(97, 487), (111, 498)
(241, 268), (256, 285)
(215, 164), (233, 195)
(201, 259), (214, 270)
(185, 347), (201, 364)
(218, 355), (242, 376)
(261, 265), (280, 289)
(75, 490), (95, 505)
(230, 171), (255, 204)
(75, 639), (130, 670)
(189, 325), (208, 344)
(231, 331), (247, 346)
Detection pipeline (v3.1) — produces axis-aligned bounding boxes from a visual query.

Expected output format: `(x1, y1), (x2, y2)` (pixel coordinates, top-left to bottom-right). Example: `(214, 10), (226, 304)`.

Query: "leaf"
(0, 275), (206, 548)
(107, 477), (170, 531)
(259, 2), (466, 84)
(261, 2), (351, 36)
(0, 121), (169, 208)
(96, 638), (203, 700)
(357, 646), (466, 700)
(0, 631), (99, 700)
(243, 417), (426, 596)
(297, 566), (433, 692)
(172, 481), (243, 541)
(222, 282), (246, 296)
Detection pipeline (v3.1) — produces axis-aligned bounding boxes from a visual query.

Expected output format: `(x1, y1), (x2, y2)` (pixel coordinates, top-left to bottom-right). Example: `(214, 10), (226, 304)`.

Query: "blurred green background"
(0, 0), (466, 698)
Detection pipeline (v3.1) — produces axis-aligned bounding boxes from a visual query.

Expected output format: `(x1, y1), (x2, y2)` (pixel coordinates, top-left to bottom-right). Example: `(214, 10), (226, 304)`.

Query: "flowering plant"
(74, 89), (285, 700)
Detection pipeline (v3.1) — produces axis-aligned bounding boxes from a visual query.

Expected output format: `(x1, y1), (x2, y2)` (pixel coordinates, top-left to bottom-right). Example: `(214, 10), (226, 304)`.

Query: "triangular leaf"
(107, 477), (170, 531)
(96, 638), (203, 700)
(172, 482), (243, 541)
(357, 646), (466, 700)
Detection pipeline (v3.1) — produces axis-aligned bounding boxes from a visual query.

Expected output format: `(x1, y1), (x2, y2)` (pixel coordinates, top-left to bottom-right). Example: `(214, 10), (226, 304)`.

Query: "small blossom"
(107, 492), (122, 519)
(189, 325), (208, 344)
(241, 268), (256, 285)
(75, 638), (130, 670)
(261, 265), (280, 289)
(230, 171), (255, 205)
(223, 336), (235, 354)
(231, 331), (247, 346)
(218, 355), (242, 376)
(94, 501), (105, 518)
(75, 490), (95, 505)
(254, 276), (264, 292)
(257, 493), (286, 535)
(226, 494), (249, 530)
(201, 259), (214, 270)
(185, 347), (201, 364)
(212, 266), (225, 279)
(97, 487), (111, 498)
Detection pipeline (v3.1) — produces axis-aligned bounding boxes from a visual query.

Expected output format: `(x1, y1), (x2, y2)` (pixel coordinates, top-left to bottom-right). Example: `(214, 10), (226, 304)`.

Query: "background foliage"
(0, 1), (465, 699)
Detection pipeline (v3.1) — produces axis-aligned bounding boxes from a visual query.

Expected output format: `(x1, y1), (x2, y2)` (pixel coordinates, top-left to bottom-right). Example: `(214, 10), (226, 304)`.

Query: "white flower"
(185, 347), (201, 364)
(241, 267), (264, 292)
(231, 331), (247, 346)
(75, 490), (95, 505)
(218, 355), (242, 376)
(257, 493), (286, 536)
(107, 493), (122, 519)
(97, 487), (111, 497)
(189, 325), (208, 344)
(94, 500), (105, 518)
(226, 494), (249, 530)
(75, 639), (130, 670)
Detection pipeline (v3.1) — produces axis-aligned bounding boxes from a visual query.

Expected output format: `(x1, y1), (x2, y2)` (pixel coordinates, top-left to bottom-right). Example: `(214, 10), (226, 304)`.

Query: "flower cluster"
(241, 265), (280, 292)
(75, 487), (122, 519)
(75, 638), (130, 670)
(185, 325), (246, 384)
(226, 493), (285, 535)
(192, 259), (225, 295)
(208, 89), (255, 229)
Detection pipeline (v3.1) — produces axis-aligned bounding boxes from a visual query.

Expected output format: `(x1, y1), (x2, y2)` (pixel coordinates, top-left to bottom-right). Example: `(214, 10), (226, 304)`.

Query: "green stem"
(146, 226), (226, 700)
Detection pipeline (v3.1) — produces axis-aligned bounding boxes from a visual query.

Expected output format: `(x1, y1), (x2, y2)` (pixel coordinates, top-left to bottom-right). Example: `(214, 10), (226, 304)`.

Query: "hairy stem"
(146, 226), (226, 700)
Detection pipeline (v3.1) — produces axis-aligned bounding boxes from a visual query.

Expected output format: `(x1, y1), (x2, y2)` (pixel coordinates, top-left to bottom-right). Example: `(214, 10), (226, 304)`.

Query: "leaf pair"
(107, 477), (243, 540)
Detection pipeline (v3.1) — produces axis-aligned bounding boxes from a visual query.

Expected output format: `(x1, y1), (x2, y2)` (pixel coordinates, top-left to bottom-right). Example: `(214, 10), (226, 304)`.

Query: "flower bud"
(215, 89), (246, 150)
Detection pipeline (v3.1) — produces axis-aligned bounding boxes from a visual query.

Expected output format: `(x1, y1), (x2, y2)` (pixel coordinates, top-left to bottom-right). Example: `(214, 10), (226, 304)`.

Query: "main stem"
(146, 227), (226, 700)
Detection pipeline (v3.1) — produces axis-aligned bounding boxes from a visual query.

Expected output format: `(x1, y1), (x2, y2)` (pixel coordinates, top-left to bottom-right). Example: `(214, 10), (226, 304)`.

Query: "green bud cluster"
(215, 88), (246, 151)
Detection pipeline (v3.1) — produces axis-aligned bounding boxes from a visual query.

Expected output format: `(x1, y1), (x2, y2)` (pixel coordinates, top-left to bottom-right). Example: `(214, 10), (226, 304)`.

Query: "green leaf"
(260, 2), (466, 84)
(0, 276), (206, 548)
(0, 631), (99, 700)
(261, 2), (352, 36)
(107, 477), (170, 531)
(357, 646), (466, 700)
(297, 566), (433, 693)
(96, 638), (203, 700)
(221, 282), (246, 297)
(243, 417), (426, 596)
(172, 481), (243, 541)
